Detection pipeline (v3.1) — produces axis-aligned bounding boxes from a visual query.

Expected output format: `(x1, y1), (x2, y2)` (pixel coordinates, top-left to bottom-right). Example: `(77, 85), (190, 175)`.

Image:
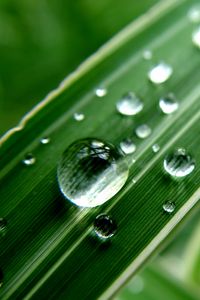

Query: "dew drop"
(143, 49), (152, 60)
(159, 94), (179, 114)
(116, 92), (143, 116)
(148, 62), (173, 84)
(40, 137), (50, 144)
(163, 148), (195, 178)
(22, 153), (36, 166)
(188, 6), (200, 23)
(95, 87), (107, 97)
(57, 138), (129, 207)
(132, 178), (137, 184)
(135, 124), (151, 139)
(192, 27), (200, 48)
(94, 214), (117, 239)
(120, 138), (136, 154)
(0, 218), (7, 237)
(152, 144), (160, 153)
(163, 201), (176, 213)
(73, 112), (85, 121)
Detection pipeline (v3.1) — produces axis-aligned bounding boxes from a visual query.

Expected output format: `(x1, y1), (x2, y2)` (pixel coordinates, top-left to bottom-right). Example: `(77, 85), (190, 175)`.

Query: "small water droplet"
(40, 137), (50, 144)
(164, 148), (195, 178)
(95, 87), (107, 97)
(159, 94), (179, 114)
(132, 178), (136, 184)
(163, 201), (176, 213)
(143, 49), (152, 60)
(22, 153), (36, 166)
(148, 62), (173, 84)
(73, 112), (85, 121)
(152, 144), (160, 153)
(135, 124), (151, 139)
(0, 218), (7, 237)
(94, 214), (117, 239)
(192, 27), (200, 48)
(120, 138), (136, 154)
(188, 6), (200, 23)
(116, 92), (143, 116)
(57, 138), (129, 207)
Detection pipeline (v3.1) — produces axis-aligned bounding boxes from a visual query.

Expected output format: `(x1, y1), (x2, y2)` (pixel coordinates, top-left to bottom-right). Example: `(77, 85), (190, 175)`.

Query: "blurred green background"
(0, 0), (158, 136)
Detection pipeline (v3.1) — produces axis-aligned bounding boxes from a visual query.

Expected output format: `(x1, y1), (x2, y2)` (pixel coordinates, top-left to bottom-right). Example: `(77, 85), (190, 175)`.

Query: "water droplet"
(143, 49), (152, 60)
(95, 87), (107, 97)
(120, 138), (136, 154)
(135, 124), (151, 139)
(22, 153), (36, 166)
(73, 112), (85, 121)
(40, 137), (50, 144)
(188, 6), (200, 23)
(0, 218), (7, 237)
(94, 214), (117, 239)
(57, 138), (129, 207)
(163, 201), (176, 213)
(152, 144), (160, 153)
(159, 94), (179, 114)
(148, 62), (173, 84)
(164, 148), (195, 178)
(192, 27), (200, 48)
(116, 92), (143, 116)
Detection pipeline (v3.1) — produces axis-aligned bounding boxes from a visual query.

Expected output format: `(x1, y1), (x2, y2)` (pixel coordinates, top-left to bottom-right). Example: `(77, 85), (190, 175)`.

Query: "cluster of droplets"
(162, 148), (195, 213)
(22, 7), (200, 248)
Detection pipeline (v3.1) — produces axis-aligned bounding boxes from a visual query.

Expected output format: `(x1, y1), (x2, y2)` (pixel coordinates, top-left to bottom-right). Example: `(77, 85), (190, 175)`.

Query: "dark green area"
(0, 0), (157, 136)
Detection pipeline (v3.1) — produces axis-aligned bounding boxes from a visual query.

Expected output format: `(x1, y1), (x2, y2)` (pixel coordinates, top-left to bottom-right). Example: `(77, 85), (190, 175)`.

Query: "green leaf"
(1, 0), (200, 299)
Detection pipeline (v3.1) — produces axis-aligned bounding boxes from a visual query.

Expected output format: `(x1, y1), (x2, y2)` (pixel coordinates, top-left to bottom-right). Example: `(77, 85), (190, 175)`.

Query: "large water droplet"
(135, 124), (151, 139)
(0, 218), (7, 237)
(164, 148), (195, 178)
(94, 214), (117, 239)
(116, 92), (143, 116)
(192, 27), (200, 48)
(163, 201), (175, 213)
(148, 62), (173, 84)
(120, 138), (136, 154)
(22, 153), (36, 166)
(40, 137), (50, 144)
(73, 112), (85, 121)
(159, 94), (179, 114)
(57, 138), (129, 207)
(95, 87), (107, 97)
